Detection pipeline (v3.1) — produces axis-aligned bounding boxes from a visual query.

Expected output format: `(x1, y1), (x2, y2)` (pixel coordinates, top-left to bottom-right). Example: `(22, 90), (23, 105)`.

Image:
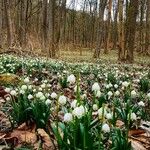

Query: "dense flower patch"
(0, 55), (150, 149)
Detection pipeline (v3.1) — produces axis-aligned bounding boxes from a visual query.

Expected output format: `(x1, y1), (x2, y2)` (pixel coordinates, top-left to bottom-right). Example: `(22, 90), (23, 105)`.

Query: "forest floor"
(59, 49), (150, 64)
(0, 52), (150, 150)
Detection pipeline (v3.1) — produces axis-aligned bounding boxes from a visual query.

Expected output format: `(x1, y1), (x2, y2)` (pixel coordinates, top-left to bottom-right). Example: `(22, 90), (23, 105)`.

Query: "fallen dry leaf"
(128, 129), (145, 136)
(37, 128), (54, 150)
(116, 120), (124, 128)
(130, 139), (147, 150)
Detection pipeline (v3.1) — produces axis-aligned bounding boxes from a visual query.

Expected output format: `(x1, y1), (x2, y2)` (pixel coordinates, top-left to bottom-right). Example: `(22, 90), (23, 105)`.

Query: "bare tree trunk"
(145, 0), (150, 55)
(48, 0), (55, 58)
(104, 0), (112, 54)
(126, 0), (139, 63)
(118, 0), (125, 61)
(93, 0), (107, 58)
(0, 0), (2, 49)
(3, 0), (14, 48)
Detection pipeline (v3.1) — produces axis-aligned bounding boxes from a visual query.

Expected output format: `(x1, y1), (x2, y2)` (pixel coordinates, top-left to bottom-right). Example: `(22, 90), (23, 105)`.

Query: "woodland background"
(0, 0), (149, 63)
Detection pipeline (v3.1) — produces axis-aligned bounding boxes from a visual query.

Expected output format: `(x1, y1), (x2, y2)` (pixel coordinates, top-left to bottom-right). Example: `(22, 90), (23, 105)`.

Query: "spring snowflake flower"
(71, 100), (77, 108)
(20, 90), (25, 94)
(138, 101), (145, 107)
(28, 94), (33, 100)
(10, 90), (17, 96)
(93, 104), (98, 111)
(41, 83), (46, 88)
(36, 92), (44, 98)
(92, 82), (100, 92)
(102, 123), (110, 133)
(115, 90), (120, 96)
(122, 81), (129, 87)
(147, 93), (150, 99)
(24, 77), (30, 83)
(72, 105), (86, 119)
(131, 113), (137, 121)
(106, 113), (112, 120)
(45, 99), (51, 105)
(114, 84), (118, 89)
(128, 112), (137, 121)
(51, 92), (57, 99)
(131, 90), (137, 98)
(96, 90), (101, 98)
(98, 107), (107, 119)
(107, 91), (113, 97)
(6, 97), (11, 101)
(67, 74), (76, 84)
(5, 88), (11, 93)
(64, 113), (73, 122)
(21, 85), (28, 90)
(58, 95), (67, 105)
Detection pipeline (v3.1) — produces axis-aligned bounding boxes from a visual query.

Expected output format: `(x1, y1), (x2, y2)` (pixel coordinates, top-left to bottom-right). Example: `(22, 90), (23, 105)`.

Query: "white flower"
(45, 99), (51, 105)
(122, 81), (129, 87)
(107, 91), (113, 97)
(28, 94), (33, 100)
(39, 87), (42, 91)
(40, 95), (46, 100)
(81, 93), (87, 100)
(33, 89), (36, 92)
(6, 97), (11, 101)
(106, 113), (112, 120)
(72, 105), (86, 118)
(92, 82), (100, 92)
(105, 84), (110, 89)
(36, 92), (44, 98)
(64, 113), (73, 122)
(10, 90), (17, 96)
(41, 83), (46, 88)
(131, 90), (137, 98)
(115, 91), (120, 96)
(98, 107), (107, 119)
(147, 93), (150, 98)
(71, 100), (77, 108)
(114, 84), (118, 89)
(67, 74), (76, 84)
(28, 85), (32, 90)
(20, 90), (25, 94)
(109, 83), (113, 88)
(5, 88), (11, 93)
(130, 113), (137, 121)
(93, 104), (98, 111)
(102, 123), (110, 133)
(51, 92), (57, 99)
(58, 95), (67, 105)
(138, 101), (145, 107)
(24, 77), (30, 83)
(21, 85), (28, 90)
(96, 91), (101, 98)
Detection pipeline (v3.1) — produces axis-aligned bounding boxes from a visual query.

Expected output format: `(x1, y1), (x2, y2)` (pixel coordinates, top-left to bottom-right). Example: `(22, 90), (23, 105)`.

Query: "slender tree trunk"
(118, 0), (125, 61)
(3, 0), (13, 47)
(93, 0), (107, 58)
(126, 0), (139, 63)
(145, 0), (150, 55)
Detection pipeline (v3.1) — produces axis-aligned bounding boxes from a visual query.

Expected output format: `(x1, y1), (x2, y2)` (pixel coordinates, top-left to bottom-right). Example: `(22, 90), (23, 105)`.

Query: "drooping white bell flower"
(98, 107), (107, 119)
(10, 90), (17, 96)
(92, 82), (100, 92)
(21, 85), (28, 91)
(138, 101), (145, 107)
(24, 77), (30, 83)
(102, 123), (110, 133)
(58, 95), (67, 105)
(51, 92), (57, 99)
(67, 74), (76, 84)
(72, 105), (86, 119)
(71, 100), (77, 108)
(45, 99), (52, 105)
(28, 94), (33, 100)
(131, 90), (137, 98)
(106, 113), (112, 120)
(64, 113), (73, 122)
(93, 104), (98, 111)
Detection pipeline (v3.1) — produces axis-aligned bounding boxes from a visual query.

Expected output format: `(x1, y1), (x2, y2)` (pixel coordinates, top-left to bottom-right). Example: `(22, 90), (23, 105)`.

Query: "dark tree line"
(0, 0), (149, 62)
